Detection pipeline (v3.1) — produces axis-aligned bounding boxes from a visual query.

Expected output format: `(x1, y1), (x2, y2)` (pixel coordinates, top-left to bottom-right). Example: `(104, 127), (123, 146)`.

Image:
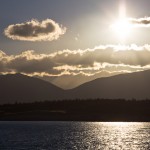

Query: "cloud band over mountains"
(0, 45), (150, 77)
(4, 19), (66, 41)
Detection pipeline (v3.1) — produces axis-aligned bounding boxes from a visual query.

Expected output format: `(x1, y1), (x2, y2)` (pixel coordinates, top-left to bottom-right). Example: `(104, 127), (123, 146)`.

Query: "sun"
(111, 19), (132, 40)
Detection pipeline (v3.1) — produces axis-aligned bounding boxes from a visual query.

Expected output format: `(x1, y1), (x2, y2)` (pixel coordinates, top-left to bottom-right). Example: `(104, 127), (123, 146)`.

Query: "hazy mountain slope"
(0, 73), (65, 104)
(1, 70), (150, 104)
(69, 70), (150, 99)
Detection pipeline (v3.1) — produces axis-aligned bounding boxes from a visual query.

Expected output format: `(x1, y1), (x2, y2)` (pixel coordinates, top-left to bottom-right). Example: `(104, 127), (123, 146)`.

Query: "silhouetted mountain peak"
(0, 70), (150, 104)
(77, 69), (150, 88)
(70, 70), (150, 99)
(0, 73), (64, 104)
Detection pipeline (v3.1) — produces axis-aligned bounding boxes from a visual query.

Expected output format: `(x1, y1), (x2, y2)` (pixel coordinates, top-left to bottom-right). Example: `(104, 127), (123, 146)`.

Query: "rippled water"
(0, 122), (150, 150)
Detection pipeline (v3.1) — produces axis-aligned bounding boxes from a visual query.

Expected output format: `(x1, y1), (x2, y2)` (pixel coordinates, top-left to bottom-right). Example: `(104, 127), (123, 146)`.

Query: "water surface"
(0, 122), (150, 150)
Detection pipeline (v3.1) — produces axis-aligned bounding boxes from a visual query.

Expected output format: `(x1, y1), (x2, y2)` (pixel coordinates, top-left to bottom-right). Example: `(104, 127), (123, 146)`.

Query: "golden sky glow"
(1, 0), (150, 89)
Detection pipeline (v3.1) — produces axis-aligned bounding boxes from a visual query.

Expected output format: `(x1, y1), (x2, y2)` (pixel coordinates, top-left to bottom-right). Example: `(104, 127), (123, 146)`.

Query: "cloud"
(0, 45), (150, 88)
(129, 17), (150, 27)
(1, 44), (150, 74)
(4, 19), (66, 41)
(0, 50), (10, 72)
(51, 45), (150, 67)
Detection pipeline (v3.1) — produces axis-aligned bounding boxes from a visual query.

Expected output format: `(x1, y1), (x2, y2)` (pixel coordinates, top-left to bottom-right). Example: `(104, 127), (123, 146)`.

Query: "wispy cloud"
(1, 45), (150, 88)
(0, 45), (150, 76)
(129, 17), (150, 27)
(4, 19), (66, 41)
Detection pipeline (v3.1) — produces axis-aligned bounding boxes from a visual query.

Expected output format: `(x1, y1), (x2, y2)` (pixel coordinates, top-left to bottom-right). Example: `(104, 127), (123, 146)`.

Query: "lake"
(0, 122), (150, 150)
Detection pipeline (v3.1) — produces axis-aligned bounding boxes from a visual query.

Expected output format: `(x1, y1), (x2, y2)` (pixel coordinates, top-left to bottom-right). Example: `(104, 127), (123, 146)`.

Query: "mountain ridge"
(69, 69), (150, 99)
(0, 73), (65, 104)
(0, 70), (150, 104)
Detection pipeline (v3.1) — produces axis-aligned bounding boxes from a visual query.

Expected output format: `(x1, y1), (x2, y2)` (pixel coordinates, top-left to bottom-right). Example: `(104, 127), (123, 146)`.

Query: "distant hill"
(69, 70), (150, 99)
(0, 70), (150, 104)
(0, 73), (65, 104)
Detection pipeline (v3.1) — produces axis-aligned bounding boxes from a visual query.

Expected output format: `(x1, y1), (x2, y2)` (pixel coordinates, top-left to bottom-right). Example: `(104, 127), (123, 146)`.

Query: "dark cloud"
(0, 50), (9, 72)
(0, 45), (150, 88)
(4, 19), (66, 41)
(6, 51), (60, 75)
(129, 17), (150, 27)
(1, 45), (150, 88)
(51, 45), (150, 67)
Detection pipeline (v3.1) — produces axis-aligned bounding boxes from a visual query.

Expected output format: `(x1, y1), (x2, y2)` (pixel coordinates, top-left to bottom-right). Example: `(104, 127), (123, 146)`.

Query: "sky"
(1, 0), (150, 89)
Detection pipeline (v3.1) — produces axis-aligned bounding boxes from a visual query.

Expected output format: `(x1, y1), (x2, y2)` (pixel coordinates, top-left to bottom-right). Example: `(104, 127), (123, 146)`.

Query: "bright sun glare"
(111, 0), (132, 41)
(111, 19), (132, 40)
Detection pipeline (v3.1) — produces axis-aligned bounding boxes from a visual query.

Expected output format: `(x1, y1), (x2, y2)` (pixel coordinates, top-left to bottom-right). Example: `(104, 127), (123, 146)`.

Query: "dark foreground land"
(0, 99), (150, 121)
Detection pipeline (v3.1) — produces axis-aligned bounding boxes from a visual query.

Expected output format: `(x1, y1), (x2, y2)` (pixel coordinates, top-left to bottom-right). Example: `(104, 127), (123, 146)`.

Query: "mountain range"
(0, 73), (65, 104)
(0, 70), (150, 104)
(69, 69), (150, 99)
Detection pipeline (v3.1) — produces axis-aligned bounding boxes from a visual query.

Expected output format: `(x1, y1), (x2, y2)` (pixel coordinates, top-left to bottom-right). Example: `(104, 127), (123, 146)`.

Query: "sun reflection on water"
(0, 122), (149, 149)
(91, 122), (149, 150)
